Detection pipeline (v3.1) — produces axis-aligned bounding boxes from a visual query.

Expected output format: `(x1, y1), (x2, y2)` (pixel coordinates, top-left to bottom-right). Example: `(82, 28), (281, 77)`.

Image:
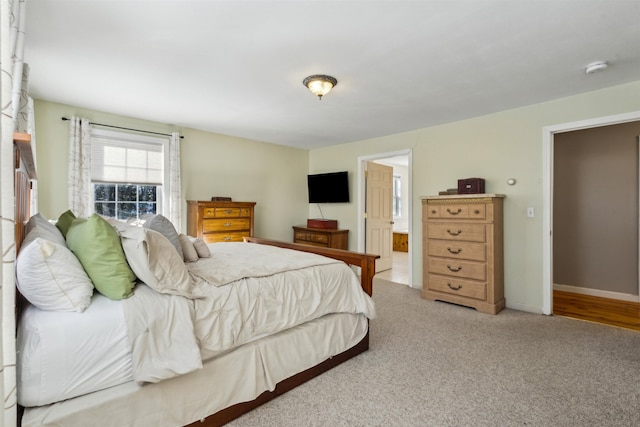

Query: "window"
(94, 184), (158, 220)
(393, 175), (402, 217)
(90, 128), (169, 220)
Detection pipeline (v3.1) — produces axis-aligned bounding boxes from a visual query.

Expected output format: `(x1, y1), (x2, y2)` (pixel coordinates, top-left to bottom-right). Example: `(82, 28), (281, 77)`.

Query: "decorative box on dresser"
(187, 200), (256, 243)
(292, 226), (349, 250)
(422, 194), (506, 315)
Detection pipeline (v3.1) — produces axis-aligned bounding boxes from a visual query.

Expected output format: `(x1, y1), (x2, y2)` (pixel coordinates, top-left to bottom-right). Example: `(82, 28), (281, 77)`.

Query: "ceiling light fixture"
(303, 74), (337, 100)
(584, 61), (608, 74)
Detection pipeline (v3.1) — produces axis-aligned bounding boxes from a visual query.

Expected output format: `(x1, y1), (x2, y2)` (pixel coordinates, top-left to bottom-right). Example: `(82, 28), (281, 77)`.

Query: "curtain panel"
(168, 132), (182, 228)
(1, 0), (29, 425)
(68, 117), (93, 218)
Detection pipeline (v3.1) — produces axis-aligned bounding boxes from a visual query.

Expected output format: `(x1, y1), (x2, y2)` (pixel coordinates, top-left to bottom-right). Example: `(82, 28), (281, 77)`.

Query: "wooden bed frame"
(14, 133), (379, 427)
(186, 237), (378, 427)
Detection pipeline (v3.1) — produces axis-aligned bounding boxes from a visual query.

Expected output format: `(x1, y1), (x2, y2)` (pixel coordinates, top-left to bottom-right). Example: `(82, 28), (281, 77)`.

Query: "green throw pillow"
(66, 214), (136, 300)
(56, 209), (76, 237)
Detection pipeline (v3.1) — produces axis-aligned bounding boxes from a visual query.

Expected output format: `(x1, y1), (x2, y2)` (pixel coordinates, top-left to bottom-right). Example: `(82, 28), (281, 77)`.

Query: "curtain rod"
(61, 117), (184, 139)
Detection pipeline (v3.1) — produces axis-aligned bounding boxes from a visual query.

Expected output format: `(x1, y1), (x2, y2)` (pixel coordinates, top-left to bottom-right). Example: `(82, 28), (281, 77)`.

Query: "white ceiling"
(25, 0), (640, 150)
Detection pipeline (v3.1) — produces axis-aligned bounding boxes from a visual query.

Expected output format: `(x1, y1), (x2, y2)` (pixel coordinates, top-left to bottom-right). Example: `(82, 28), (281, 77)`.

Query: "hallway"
(374, 251), (409, 285)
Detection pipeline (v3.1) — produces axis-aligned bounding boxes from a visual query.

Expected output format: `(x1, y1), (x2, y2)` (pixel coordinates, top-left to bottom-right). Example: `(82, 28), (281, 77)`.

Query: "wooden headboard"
(14, 132), (34, 253)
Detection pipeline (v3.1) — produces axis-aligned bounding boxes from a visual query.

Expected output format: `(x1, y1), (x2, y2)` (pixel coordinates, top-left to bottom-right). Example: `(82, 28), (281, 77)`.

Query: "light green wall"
(309, 80), (640, 313)
(33, 99), (310, 241)
(35, 81), (640, 313)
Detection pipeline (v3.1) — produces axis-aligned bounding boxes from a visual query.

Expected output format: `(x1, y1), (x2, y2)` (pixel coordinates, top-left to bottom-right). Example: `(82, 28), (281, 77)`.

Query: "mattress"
(17, 293), (133, 407)
(22, 312), (368, 427)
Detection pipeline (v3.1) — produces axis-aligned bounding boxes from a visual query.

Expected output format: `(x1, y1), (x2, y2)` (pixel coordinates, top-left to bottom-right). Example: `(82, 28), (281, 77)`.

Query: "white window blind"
(91, 129), (166, 185)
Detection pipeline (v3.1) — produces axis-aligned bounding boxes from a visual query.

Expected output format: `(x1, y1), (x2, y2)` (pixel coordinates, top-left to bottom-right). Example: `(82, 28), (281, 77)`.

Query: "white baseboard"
(505, 301), (545, 314)
(553, 283), (639, 303)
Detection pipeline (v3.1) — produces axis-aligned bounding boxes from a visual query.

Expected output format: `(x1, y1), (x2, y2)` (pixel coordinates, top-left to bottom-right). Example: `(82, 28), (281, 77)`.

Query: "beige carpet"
(228, 279), (640, 426)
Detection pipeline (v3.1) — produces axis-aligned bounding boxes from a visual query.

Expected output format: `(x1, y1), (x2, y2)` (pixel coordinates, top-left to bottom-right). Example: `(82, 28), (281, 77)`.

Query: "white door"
(366, 161), (393, 272)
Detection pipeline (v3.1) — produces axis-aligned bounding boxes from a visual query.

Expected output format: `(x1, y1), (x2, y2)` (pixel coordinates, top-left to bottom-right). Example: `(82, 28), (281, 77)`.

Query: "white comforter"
(122, 242), (376, 383)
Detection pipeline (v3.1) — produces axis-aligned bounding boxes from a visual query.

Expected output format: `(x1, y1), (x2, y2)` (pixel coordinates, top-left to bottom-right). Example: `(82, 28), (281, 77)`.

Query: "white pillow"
(109, 220), (201, 298)
(16, 238), (93, 312)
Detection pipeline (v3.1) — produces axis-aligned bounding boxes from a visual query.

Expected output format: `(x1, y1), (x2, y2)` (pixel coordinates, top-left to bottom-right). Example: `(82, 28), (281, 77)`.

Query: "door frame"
(357, 149), (413, 286)
(542, 110), (640, 315)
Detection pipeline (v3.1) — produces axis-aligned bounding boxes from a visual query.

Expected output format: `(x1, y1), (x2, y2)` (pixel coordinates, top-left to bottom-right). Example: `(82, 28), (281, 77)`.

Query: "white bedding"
(22, 312), (369, 427)
(18, 242), (376, 409)
(125, 243), (376, 383)
(17, 294), (133, 407)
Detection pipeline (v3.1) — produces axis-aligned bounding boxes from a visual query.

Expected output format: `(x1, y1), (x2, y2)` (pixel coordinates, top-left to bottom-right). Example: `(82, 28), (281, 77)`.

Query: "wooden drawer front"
(427, 223), (486, 242)
(428, 258), (486, 281)
(294, 231), (329, 245)
(427, 204), (486, 219)
(216, 207), (242, 218)
(203, 232), (248, 244)
(203, 218), (250, 232)
(202, 208), (216, 218)
(428, 275), (487, 300)
(427, 240), (486, 262)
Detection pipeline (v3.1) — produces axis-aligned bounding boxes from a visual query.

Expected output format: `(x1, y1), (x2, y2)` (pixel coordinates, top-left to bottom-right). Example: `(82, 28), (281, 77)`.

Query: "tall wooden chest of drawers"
(187, 200), (256, 244)
(422, 194), (505, 314)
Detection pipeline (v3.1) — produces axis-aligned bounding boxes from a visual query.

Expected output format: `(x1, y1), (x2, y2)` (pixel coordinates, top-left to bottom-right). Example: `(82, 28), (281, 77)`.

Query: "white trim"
(91, 127), (168, 145)
(554, 283), (639, 303)
(542, 110), (640, 315)
(357, 149), (414, 287)
(90, 127), (170, 217)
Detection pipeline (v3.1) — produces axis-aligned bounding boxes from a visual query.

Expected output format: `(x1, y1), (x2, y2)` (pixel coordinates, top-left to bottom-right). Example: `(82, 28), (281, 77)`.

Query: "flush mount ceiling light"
(303, 74), (338, 100)
(585, 61), (608, 74)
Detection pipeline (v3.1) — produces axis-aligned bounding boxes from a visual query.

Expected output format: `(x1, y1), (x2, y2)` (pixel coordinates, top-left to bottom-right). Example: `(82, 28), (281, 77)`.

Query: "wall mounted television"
(307, 171), (350, 203)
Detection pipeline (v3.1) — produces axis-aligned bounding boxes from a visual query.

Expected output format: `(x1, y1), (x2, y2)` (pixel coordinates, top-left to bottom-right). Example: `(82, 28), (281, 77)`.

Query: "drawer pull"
(224, 236), (232, 241)
(474, 209), (480, 214)
(431, 209), (437, 214)
(447, 247), (462, 254)
(447, 283), (462, 291)
(446, 208), (462, 215)
(447, 265), (462, 272)
(447, 229), (462, 236)
(224, 222), (232, 227)
(224, 209), (233, 214)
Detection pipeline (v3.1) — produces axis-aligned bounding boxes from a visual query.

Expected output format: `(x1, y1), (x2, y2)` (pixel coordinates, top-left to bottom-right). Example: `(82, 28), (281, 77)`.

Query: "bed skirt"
(21, 312), (368, 427)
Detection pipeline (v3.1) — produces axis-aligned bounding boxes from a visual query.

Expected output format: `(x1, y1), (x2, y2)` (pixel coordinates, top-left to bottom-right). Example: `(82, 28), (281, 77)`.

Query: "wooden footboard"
(244, 236), (378, 296)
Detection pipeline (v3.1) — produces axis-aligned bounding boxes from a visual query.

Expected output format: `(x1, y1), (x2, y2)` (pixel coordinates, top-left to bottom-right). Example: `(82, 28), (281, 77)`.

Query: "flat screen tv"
(307, 171), (350, 203)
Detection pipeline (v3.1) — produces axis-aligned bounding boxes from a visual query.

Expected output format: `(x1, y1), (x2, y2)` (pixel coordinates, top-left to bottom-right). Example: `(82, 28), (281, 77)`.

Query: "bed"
(13, 203), (378, 427)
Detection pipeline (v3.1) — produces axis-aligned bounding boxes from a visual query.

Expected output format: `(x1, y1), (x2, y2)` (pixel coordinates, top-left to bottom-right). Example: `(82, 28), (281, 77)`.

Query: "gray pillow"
(179, 234), (199, 262)
(188, 235), (211, 258)
(142, 214), (183, 258)
(23, 213), (67, 250)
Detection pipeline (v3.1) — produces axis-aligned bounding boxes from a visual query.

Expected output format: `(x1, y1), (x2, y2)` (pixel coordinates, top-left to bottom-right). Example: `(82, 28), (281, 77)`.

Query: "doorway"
(542, 111), (640, 315)
(358, 150), (412, 286)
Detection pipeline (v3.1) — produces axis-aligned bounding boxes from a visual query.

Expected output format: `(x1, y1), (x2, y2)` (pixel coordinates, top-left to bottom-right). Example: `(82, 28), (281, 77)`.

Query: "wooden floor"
(553, 290), (640, 332)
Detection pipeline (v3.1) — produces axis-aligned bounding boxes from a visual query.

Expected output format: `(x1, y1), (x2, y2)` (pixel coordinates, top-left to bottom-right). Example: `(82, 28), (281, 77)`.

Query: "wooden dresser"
(187, 200), (256, 244)
(421, 194), (505, 314)
(292, 226), (349, 250)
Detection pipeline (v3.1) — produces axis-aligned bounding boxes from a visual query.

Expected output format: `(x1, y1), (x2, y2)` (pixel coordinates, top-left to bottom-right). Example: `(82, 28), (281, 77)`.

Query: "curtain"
(168, 132), (182, 229)
(1, 0), (28, 425)
(68, 117), (93, 217)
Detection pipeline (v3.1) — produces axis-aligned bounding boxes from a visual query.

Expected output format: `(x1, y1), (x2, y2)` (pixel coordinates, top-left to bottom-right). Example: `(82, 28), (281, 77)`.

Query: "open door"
(365, 161), (393, 272)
